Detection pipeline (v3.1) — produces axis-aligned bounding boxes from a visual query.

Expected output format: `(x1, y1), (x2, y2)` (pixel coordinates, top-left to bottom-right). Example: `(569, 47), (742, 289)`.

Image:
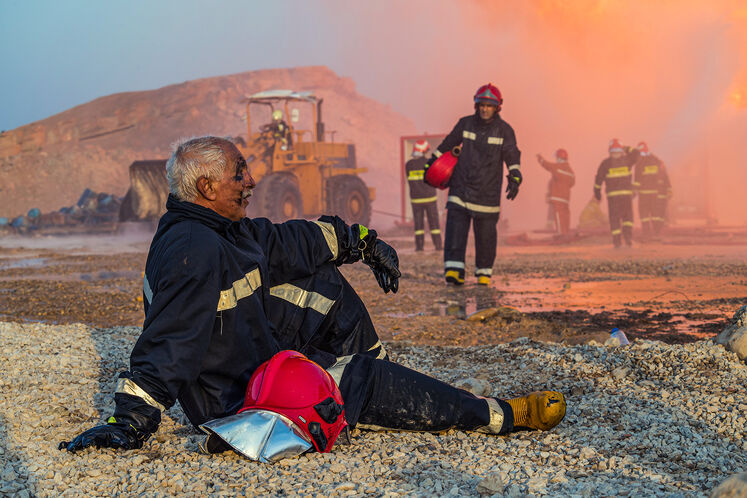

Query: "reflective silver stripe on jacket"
(549, 196), (570, 204)
(474, 397), (505, 435)
(326, 355), (354, 386)
(487, 137), (503, 145)
(312, 220), (338, 261)
(143, 275), (153, 305)
(462, 131), (477, 140)
(269, 283), (335, 316)
(115, 377), (166, 411)
(326, 341), (387, 387)
(507, 164), (521, 172)
(367, 340), (387, 360)
(217, 268), (262, 311)
(444, 260), (465, 269)
(448, 195), (501, 213)
(556, 169), (574, 178)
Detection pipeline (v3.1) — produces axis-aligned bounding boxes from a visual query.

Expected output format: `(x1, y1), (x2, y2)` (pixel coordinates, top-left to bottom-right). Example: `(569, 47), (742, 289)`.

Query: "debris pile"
(0, 188), (121, 234)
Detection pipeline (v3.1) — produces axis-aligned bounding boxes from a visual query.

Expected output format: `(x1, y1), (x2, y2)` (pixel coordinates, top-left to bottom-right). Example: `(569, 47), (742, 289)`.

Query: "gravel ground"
(1, 321), (745, 497)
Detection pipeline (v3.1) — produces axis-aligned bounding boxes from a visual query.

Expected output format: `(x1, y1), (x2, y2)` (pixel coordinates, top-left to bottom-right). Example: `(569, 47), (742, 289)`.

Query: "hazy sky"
(0, 1), (342, 131)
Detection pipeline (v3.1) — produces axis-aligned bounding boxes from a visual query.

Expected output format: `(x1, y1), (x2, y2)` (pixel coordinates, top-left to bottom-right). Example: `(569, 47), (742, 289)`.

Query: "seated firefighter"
(59, 136), (566, 461)
(261, 109), (293, 150)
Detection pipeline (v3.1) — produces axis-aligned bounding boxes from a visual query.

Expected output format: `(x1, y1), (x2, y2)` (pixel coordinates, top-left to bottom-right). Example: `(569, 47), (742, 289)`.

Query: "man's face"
(477, 103), (498, 121)
(610, 150), (624, 159)
(209, 145), (256, 221)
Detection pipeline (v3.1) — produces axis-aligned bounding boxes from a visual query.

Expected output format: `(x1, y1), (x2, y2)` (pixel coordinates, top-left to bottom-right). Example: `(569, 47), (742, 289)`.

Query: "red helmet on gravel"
(555, 148), (569, 161)
(238, 350), (347, 453)
(474, 83), (503, 110)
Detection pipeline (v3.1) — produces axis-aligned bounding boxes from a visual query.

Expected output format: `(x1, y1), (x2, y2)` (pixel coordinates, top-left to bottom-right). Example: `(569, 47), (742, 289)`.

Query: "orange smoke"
(462, 0), (747, 226)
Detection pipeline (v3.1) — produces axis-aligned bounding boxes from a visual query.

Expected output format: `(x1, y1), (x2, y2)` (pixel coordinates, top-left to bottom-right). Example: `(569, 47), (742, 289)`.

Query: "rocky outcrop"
(0, 66), (416, 225)
(716, 306), (747, 360)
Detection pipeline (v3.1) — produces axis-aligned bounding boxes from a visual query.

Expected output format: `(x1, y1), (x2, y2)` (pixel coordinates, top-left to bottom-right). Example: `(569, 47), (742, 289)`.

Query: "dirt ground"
(1, 225), (745, 346)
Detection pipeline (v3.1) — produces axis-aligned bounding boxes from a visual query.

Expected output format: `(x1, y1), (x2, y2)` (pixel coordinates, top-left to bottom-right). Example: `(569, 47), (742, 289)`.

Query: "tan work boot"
(506, 391), (566, 431)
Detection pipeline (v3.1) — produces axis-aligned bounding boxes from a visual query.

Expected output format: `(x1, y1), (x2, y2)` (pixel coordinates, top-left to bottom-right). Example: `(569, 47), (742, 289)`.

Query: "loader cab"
(239, 90), (373, 224)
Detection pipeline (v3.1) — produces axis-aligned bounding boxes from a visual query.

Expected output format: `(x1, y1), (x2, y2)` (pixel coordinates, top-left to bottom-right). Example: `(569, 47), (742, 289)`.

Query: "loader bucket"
(119, 160), (169, 222)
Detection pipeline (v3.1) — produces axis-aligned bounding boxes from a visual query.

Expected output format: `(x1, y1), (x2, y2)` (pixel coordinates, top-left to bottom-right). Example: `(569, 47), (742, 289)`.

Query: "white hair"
(166, 136), (231, 202)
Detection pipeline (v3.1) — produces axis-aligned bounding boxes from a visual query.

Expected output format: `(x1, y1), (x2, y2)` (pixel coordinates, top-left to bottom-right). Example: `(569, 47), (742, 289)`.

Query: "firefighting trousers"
(638, 193), (657, 234)
(654, 196), (668, 234)
(444, 204), (499, 280)
(606, 195), (633, 246)
(551, 200), (571, 235)
(412, 201), (442, 251)
(338, 354), (513, 434)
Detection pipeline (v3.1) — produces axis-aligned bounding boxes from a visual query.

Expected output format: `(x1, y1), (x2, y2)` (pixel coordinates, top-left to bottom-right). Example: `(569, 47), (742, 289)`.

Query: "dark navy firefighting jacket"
(127, 195), (376, 427)
(434, 112), (521, 214)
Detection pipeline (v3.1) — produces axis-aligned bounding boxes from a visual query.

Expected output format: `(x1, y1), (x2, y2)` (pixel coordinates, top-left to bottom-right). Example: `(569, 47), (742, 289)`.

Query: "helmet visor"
(200, 409), (313, 463)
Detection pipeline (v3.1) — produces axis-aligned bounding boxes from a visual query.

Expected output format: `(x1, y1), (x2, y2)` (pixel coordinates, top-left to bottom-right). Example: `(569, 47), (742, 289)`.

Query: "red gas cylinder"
(424, 145), (461, 189)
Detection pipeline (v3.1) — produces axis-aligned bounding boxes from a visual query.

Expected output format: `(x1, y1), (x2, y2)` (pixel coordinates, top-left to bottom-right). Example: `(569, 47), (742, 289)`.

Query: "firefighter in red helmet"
(406, 139), (442, 251)
(537, 148), (575, 238)
(633, 142), (671, 237)
(425, 83), (522, 285)
(594, 139), (640, 247)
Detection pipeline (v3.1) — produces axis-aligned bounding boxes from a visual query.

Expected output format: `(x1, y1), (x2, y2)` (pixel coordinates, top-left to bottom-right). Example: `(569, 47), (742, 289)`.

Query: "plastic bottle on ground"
(609, 327), (630, 346)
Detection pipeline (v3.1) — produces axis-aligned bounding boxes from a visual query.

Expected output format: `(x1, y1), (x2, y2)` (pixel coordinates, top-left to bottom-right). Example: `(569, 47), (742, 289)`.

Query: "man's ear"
(196, 177), (217, 201)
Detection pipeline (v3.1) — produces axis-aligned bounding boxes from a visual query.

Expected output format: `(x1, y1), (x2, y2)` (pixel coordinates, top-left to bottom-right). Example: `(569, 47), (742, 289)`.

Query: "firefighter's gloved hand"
(59, 390), (160, 453)
(363, 239), (401, 294)
(594, 189), (601, 202)
(505, 170), (522, 201)
(330, 219), (378, 265)
(59, 418), (144, 452)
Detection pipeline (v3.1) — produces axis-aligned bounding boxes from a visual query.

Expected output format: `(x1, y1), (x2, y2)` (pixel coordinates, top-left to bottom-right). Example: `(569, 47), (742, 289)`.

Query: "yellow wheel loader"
(119, 90), (374, 225)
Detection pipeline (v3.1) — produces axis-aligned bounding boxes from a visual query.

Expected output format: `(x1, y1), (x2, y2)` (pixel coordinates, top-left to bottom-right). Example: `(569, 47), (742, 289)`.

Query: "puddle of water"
(0, 257), (51, 270)
(0, 270), (142, 282)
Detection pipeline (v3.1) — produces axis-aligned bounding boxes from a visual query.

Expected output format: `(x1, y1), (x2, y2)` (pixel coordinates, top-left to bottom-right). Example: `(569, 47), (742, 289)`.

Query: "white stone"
(710, 471), (747, 498)
(716, 306), (747, 360)
(453, 378), (492, 397)
(476, 473), (504, 495)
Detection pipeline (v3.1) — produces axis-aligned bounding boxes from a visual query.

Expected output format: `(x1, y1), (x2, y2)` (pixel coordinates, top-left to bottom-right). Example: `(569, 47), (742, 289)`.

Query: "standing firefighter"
(633, 142), (671, 236)
(537, 149), (575, 237)
(594, 139), (639, 248)
(426, 83), (522, 285)
(655, 164), (672, 233)
(406, 140), (442, 251)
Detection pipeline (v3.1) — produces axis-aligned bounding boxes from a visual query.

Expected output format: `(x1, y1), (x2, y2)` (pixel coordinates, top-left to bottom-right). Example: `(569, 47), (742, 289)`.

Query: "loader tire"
(250, 173), (303, 222)
(328, 175), (371, 226)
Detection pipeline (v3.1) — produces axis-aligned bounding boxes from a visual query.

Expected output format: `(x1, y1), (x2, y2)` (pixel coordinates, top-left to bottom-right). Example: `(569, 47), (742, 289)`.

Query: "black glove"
(505, 170), (522, 201)
(58, 420), (143, 452)
(59, 390), (160, 453)
(336, 223), (378, 265)
(594, 189), (601, 201)
(319, 216), (401, 293)
(363, 239), (401, 294)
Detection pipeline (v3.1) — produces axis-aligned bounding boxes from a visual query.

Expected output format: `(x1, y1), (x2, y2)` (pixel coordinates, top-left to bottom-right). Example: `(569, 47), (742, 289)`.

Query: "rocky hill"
(0, 66), (416, 225)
